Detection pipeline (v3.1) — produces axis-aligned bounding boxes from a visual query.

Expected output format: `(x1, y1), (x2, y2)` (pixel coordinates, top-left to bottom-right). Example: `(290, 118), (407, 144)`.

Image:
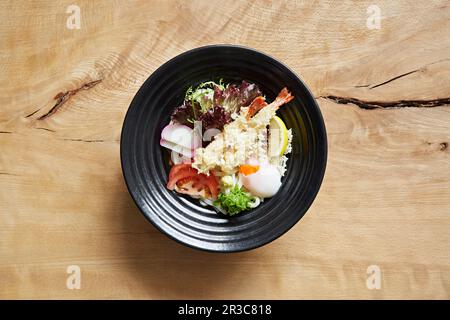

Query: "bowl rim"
(120, 44), (328, 253)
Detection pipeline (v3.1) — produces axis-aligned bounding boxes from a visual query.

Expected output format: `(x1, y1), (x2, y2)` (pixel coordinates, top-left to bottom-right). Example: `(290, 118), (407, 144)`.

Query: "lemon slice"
(268, 116), (289, 157)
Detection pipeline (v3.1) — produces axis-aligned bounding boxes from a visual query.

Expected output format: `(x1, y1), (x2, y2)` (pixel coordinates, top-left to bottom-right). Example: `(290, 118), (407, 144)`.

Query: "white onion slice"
(160, 138), (193, 158)
(161, 124), (193, 149)
(160, 123), (202, 158)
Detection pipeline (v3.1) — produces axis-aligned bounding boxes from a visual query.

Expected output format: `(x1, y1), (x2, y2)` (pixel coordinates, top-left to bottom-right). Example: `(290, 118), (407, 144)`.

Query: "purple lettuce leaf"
(170, 101), (201, 128)
(213, 80), (262, 113)
(199, 105), (232, 131)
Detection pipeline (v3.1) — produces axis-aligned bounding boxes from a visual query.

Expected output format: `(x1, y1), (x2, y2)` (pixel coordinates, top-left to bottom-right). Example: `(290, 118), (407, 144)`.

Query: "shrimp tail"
(273, 87), (294, 108)
(247, 96), (268, 119)
(246, 88), (294, 119)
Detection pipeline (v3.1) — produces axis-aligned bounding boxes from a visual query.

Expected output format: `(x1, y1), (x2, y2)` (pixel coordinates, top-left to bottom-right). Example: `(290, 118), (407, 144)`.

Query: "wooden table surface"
(1, 0), (450, 299)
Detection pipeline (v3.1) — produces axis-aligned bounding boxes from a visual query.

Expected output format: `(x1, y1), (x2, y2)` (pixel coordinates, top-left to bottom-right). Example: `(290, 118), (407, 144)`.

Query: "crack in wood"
(354, 58), (450, 90)
(25, 108), (41, 118)
(369, 70), (419, 89)
(319, 96), (450, 109)
(63, 138), (106, 143)
(0, 131), (13, 134)
(35, 127), (55, 132)
(355, 69), (420, 89)
(62, 138), (120, 143)
(0, 172), (19, 176)
(37, 79), (102, 120)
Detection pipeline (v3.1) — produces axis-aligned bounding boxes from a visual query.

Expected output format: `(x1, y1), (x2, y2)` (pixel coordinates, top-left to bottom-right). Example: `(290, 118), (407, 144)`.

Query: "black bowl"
(120, 45), (327, 252)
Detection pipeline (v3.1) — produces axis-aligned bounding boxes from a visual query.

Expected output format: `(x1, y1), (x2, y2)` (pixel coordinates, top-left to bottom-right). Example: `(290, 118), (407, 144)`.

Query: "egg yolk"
(239, 164), (260, 176)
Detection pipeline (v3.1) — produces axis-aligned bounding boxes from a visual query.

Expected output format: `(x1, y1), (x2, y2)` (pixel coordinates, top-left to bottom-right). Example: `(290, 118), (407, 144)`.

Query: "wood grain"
(1, 0), (449, 299)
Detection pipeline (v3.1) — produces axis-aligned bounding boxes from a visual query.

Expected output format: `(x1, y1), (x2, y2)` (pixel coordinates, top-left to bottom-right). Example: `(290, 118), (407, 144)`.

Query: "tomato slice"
(167, 164), (219, 199)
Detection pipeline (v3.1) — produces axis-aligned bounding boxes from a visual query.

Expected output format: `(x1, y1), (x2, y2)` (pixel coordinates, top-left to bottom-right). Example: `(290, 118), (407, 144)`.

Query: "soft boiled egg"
(239, 162), (281, 198)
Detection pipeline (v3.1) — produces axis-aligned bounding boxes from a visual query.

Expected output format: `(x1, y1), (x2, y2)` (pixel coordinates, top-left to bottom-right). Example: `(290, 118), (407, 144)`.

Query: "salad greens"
(171, 79), (262, 131)
(185, 80), (225, 113)
(214, 80), (262, 114)
(214, 185), (256, 216)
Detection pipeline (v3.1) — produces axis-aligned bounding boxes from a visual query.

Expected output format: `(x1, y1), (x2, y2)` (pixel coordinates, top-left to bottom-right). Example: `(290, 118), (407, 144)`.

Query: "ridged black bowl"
(120, 45), (327, 252)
